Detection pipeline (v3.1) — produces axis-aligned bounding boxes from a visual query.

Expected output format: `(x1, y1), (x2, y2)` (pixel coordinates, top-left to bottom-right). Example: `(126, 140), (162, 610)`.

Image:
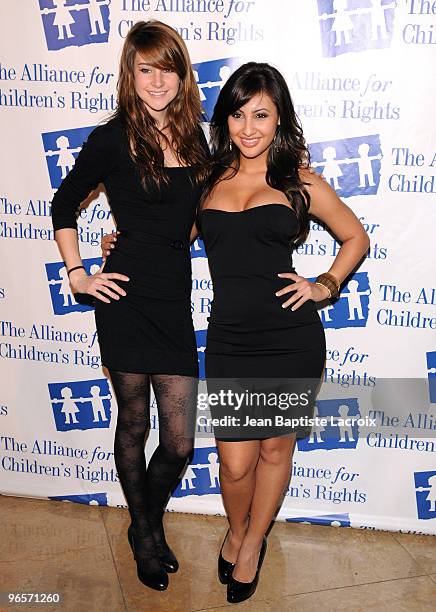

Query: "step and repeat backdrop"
(0, 1), (435, 535)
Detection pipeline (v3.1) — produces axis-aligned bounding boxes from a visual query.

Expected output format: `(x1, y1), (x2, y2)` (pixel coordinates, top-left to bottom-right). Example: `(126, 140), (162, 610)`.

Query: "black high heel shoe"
(127, 525), (169, 591)
(218, 529), (236, 584)
(154, 540), (179, 573)
(148, 517), (179, 573)
(227, 536), (267, 604)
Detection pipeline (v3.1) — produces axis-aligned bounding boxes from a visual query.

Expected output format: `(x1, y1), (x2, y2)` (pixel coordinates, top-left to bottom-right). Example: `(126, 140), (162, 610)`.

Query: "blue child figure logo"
(297, 398), (360, 452)
(310, 135), (382, 198)
(310, 272), (371, 330)
(39, 0), (110, 51)
(192, 58), (240, 120)
(42, 126), (96, 189)
(49, 378), (112, 431)
(414, 471), (436, 520)
(173, 447), (220, 497)
(317, 0), (396, 57)
(46, 257), (102, 315)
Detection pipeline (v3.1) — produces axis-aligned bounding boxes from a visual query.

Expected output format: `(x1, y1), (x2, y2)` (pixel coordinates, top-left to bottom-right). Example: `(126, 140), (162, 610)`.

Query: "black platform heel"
(218, 529), (236, 585)
(227, 536), (267, 604)
(127, 524), (169, 591)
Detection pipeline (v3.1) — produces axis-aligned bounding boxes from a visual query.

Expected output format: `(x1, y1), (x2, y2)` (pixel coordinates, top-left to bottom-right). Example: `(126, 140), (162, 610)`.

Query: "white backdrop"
(0, 0), (435, 535)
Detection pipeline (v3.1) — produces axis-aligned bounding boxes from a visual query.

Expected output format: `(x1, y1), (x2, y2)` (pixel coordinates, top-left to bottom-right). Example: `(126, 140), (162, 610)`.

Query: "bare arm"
(276, 170), (369, 310)
(304, 170), (370, 283)
(55, 228), (129, 303)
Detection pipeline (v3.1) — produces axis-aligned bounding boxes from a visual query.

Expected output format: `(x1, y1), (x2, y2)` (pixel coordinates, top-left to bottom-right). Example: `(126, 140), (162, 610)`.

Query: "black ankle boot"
(127, 525), (169, 591)
(227, 537), (267, 604)
(218, 529), (235, 584)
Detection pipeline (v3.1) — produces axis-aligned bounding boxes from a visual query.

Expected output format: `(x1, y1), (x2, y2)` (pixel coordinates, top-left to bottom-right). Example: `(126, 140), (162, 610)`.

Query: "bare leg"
(232, 434), (297, 582)
(217, 440), (260, 563)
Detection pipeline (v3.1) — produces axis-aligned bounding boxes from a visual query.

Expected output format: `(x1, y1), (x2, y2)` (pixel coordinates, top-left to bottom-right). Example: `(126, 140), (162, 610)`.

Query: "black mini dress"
(51, 116), (206, 376)
(199, 204), (326, 439)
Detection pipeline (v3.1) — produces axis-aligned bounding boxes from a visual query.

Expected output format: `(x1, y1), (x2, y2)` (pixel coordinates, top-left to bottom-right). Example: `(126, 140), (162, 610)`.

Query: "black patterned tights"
(109, 371), (197, 572)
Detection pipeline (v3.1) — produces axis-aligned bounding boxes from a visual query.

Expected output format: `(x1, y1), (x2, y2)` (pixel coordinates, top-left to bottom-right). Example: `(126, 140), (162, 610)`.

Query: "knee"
(115, 421), (150, 443)
(259, 442), (290, 466)
(164, 439), (194, 462)
(220, 459), (255, 483)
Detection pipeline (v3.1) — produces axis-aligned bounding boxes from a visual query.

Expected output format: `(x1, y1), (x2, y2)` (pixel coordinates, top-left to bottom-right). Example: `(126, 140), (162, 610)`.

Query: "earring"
(273, 127), (280, 152)
(229, 140), (232, 151)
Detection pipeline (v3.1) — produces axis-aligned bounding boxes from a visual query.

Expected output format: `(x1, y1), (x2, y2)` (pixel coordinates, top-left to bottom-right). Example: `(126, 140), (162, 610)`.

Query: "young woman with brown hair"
(51, 20), (210, 591)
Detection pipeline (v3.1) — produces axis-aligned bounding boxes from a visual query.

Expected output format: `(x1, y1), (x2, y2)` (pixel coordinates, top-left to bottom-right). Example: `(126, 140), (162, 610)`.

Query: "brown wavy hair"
(114, 20), (208, 188)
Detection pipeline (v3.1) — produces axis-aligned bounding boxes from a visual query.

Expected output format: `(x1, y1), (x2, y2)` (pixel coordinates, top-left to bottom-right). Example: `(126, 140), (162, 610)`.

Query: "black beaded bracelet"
(67, 265), (85, 277)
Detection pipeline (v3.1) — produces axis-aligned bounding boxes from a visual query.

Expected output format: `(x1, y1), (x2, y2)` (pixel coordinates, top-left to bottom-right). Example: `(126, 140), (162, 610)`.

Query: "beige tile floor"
(0, 495), (435, 612)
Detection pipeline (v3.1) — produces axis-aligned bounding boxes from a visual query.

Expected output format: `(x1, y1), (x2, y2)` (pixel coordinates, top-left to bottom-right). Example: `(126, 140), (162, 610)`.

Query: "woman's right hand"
(101, 230), (120, 260)
(69, 267), (129, 304)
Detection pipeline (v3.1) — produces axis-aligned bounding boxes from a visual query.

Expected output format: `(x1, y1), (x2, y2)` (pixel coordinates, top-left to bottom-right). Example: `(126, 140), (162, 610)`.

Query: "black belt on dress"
(117, 229), (189, 250)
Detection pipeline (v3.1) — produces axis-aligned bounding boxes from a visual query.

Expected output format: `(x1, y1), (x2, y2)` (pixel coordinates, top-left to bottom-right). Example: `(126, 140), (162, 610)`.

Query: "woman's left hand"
(276, 272), (330, 310)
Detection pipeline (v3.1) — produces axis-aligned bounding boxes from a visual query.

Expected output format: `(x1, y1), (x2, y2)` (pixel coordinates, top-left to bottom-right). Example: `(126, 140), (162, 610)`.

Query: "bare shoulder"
(298, 167), (335, 197)
(298, 167), (324, 187)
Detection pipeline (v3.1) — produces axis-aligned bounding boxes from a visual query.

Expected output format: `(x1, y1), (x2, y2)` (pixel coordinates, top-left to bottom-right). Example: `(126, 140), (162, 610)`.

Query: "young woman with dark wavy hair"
(51, 20), (210, 592)
(197, 62), (370, 603)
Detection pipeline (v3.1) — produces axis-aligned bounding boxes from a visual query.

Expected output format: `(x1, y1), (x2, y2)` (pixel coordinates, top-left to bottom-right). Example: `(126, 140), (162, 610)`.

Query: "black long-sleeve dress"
(51, 116), (205, 376)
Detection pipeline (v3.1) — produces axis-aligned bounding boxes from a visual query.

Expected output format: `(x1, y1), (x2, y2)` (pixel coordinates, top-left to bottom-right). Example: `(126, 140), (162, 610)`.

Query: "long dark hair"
(202, 62), (311, 244)
(114, 20), (209, 188)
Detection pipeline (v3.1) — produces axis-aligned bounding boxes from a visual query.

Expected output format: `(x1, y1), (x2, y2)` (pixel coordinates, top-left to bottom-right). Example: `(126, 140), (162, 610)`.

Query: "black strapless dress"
(199, 204), (326, 440)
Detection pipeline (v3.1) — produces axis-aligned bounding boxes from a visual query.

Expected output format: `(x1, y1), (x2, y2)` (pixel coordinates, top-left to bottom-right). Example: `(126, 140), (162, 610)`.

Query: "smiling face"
(133, 52), (181, 121)
(227, 92), (280, 160)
